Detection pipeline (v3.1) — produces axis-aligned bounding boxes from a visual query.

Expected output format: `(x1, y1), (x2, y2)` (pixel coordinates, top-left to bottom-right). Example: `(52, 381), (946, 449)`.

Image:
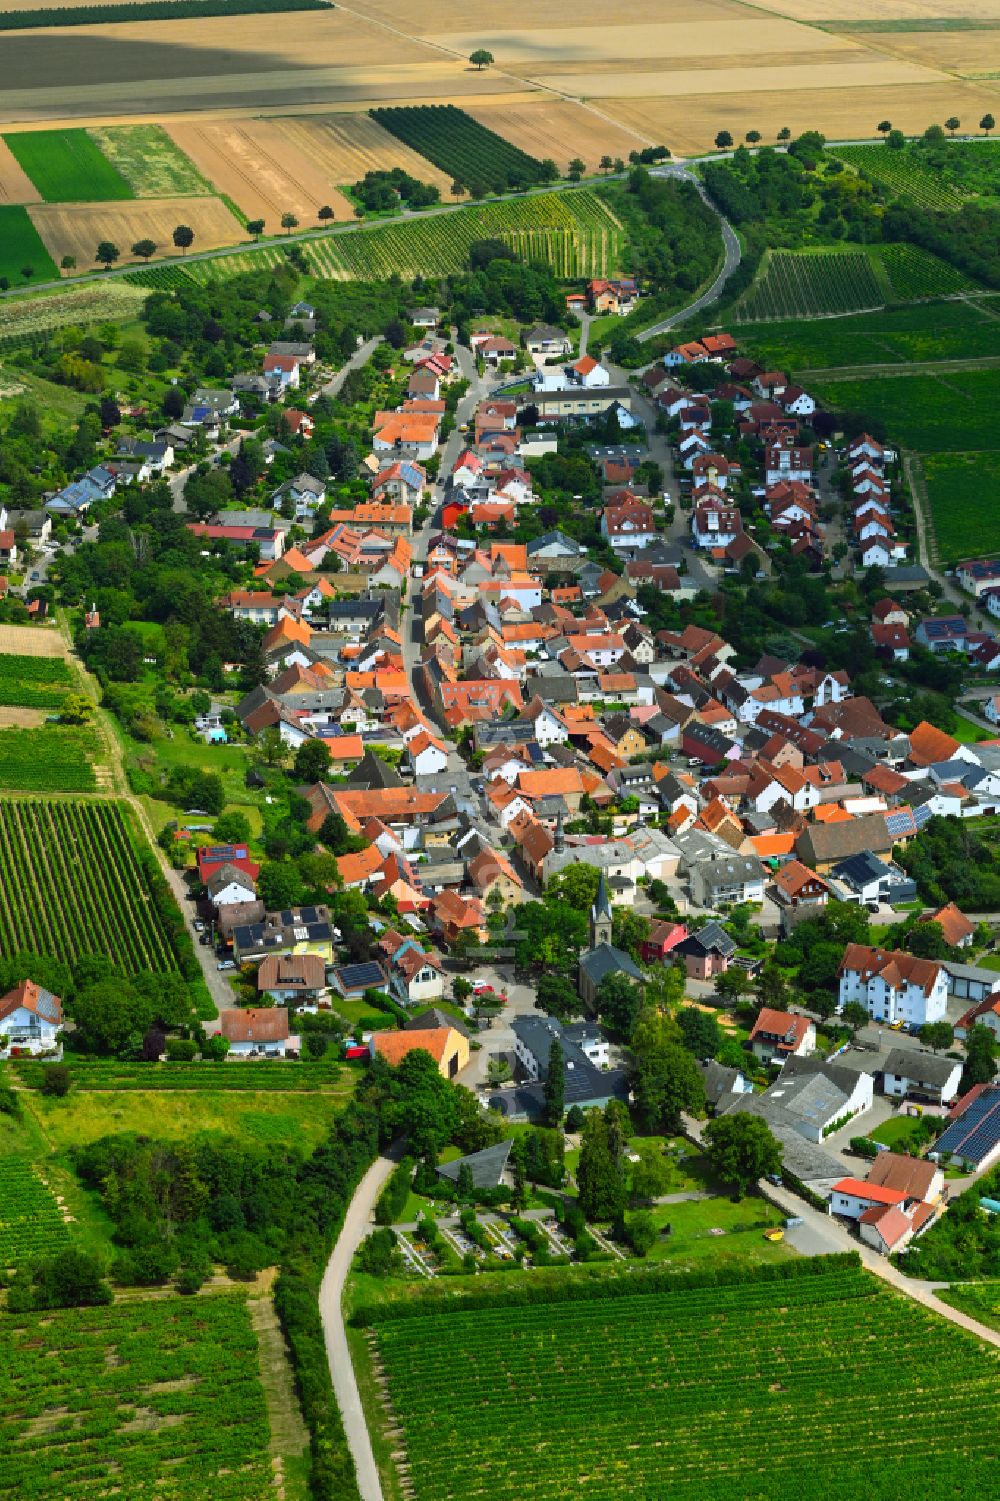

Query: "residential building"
(369, 1025), (470, 1079)
(0, 979), (62, 1057)
(675, 921), (737, 981)
(256, 953), (327, 1004)
(882, 1048), (963, 1106)
(220, 1007), (299, 1058)
(837, 945), (948, 1026)
(930, 1085), (1000, 1172)
(749, 1007), (816, 1065)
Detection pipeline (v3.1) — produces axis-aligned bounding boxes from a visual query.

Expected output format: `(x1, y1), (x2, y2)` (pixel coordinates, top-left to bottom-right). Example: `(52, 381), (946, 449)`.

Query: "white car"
(217, 960), (235, 972)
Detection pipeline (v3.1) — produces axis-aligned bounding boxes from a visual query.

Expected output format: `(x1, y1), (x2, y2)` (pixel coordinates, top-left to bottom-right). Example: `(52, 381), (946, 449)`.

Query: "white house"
(830, 1177), (910, 1222)
(408, 731), (449, 777)
(220, 1006), (298, 1058)
(207, 863), (258, 909)
(881, 1048), (963, 1105)
(391, 951), (446, 1007)
(0, 979), (62, 1057)
(749, 1007), (816, 1065)
(692, 502), (742, 550)
(837, 944), (948, 1026)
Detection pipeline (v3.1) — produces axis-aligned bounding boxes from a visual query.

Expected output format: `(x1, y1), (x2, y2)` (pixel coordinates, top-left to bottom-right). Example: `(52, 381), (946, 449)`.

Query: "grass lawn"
(953, 715), (994, 744)
(127, 731), (264, 839)
(0, 204), (59, 286)
(4, 128), (133, 202)
(22, 1087), (346, 1152)
(870, 1114), (928, 1151)
(937, 1279), (1000, 1333)
(640, 1194), (792, 1268)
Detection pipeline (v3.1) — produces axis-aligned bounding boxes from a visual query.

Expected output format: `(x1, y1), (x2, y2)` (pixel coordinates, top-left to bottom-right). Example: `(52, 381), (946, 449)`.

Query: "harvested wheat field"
(28, 195), (244, 270)
(741, 0), (1000, 18)
(355, 0), (740, 28)
(0, 624), (65, 658)
(430, 18), (855, 64)
(269, 115), (459, 197)
(0, 707), (49, 729)
(603, 78), (1000, 155)
(466, 101), (648, 167)
(165, 119), (356, 223)
(0, 137), (39, 202)
(839, 29), (1000, 75)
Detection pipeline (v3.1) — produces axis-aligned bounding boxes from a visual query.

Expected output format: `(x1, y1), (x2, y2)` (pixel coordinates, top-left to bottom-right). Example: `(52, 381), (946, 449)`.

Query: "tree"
(469, 48), (494, 70)
(777, 126), (791, 142)
(247, 218), (265, 239)
(536, 971), (581, 1022)
(599, 154), (613, 174)
(40, 1064), (72, 1098)
(20, 263), (35, 280)
(704, 1114), (783, 1198)
(172, 224), (194, 250)
(625, 1210), (658, 1257)
(293, 738), (331, 783)
(714, 967), (749, 1008)
(567, 158), (586, 182)
(961, 1023), (997, 1092)
(213, 810), (251, 845)
(715, 130), (733, 149)
(95, 241), (119, 268)
(8, 1248), (111, 1312)
(887, 128), (907, 150)
(919, 1021), (954, 1053)
(596, 972), (645, 1041)
(131, 239), (157, 261)
(981, 113), (996, 135)
(677, 1005), (722, 1059)
(629, 1010), (706, 1133)
(542, 1036), (565, 1126)
(629, 1142), (673, 1204)
(60, 254), (76, 270)
(877, 119), (892, 137)
(842, 1001), (870, 1036)
(281, 213), (299, 234)
(317, 204), (334, 222)
(745, 129), (761, 145)
(258, 859), (305, 911)
(577, 1108), (626, 1222)
(906, 920), (949, 960)
(945, 116), (961, 136)
(69, 980), (154, 1056)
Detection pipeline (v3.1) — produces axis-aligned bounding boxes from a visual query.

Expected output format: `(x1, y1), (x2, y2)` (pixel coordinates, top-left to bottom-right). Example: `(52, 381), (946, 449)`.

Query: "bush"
(357, 1227), (398, 1276)
(375, 1157), (413, 1226)
(40, 1062), (72, 1097)
(165, 1037), (198, 1062)
(850, 1135), (879, 1159)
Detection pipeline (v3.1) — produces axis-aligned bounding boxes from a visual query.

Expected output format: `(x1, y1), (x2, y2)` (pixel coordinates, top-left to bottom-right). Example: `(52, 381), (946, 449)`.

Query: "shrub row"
(0, 0), (328, 27)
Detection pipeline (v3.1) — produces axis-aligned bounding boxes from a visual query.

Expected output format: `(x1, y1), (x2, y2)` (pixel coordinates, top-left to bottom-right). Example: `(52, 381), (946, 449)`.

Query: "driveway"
(455, 960), (542, 1095)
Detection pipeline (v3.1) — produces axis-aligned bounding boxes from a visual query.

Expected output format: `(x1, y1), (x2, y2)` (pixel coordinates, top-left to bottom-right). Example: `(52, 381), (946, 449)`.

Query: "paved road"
(317, 335), (383, 399)
(637, 167), (741, 343)
(318, 1153), (397, 1501)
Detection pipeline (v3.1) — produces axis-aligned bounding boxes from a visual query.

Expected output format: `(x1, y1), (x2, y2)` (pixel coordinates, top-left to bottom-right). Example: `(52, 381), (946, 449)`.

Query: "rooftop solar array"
(934, 1088), (1000, 1166)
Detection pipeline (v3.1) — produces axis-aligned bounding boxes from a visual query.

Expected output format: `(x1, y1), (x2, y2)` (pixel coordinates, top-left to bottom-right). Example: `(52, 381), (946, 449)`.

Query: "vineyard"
(370, 105), (547, 190)
(0, 799), (178, 972)
(0, 726), (97, 791)
(734, 251), (884, 322)
(14, 1059), (349, 1092)
(0, 281), (147, 348)
(0, 1294), (273, 1500)
(184, 192), (623, 285)
(371, 1260), (1000, 1500)
(0, 1159), (68, 1269)
(875, 243), (978, 300)
(123, 263), (198, 290)
(831, 142), (1000, 211)
(0, 653), (72, 711)
(742, 298), (1000, 373)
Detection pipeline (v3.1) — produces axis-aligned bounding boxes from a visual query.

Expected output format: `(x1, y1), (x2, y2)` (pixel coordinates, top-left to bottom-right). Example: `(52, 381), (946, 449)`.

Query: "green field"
(743, 296), (1000, 371)
(0, 725), (97, 791)
(13, 1059), (348, 1092)
(86, 124), (211, 198)
(22, 1083), (350, 1152)
(0, 1157), (68, 1269)
(0, 1294), (273, 1500)
(833, 140), (1000, 210)
(369, 1259), (1000, 1501)
(922, 451), (1000, 564)
(0, 653), (72, 710)
(0, 798), (177, 971)
(939, 1280), (1000, 1333)
(0, 281), (147, 347)
(3, 127), (133, 202)
(811, 368), (1000, 452)
(734, 250), (884, 322)
(0, 204), (59, 286)
(875, 243), (978, 300)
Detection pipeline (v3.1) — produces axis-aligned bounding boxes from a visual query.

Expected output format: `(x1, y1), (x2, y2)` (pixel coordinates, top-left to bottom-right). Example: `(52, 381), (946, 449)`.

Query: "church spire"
(590, 870), (613, 948)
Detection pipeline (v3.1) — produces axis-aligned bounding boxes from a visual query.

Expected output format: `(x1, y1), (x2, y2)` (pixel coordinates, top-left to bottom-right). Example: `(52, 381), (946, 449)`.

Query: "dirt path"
(249, 1291), (310, 1501)
(318, 1154), (398, 1501)
(797, 354), (1000, 382)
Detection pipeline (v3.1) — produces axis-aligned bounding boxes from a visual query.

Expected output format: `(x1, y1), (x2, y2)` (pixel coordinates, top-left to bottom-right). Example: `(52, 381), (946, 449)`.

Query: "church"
(577, 870), (644, 1010)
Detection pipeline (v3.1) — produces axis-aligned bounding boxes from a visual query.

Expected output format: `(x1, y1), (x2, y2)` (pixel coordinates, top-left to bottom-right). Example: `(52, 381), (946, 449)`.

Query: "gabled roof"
(0, 979), (62, 1026)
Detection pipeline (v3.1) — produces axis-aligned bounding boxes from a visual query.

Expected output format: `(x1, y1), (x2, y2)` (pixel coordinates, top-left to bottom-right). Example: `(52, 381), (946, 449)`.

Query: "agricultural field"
(0, 279), (147, 345)
(0, 1158), (68, 1269)
(938, 1280), (1000, 1334)
(0, 652), (72, 710)
(875, 242), (979, 299)
(0, 204), (58, 286)
(466, 100), (644, 175)
(29, 194), (245, 273)
(734, 250), (884, 322)
(0, 623), (67, 658)
(21, 1078), (352, 1152)
(0, 1295), (274, 1501)
(3, 127), (133, 201)
(165, 118), (356, 226)
(86, 123), (212, 198)
(185, 190), (625, 285)
(832, 143), (968, 209)
(271, 113), (460, 200)
(922, 451), (1000, 564)
(14, 1059), (350, 1092)
(811, 367), (1000, 452)
(742, 296), (1000, 371)
(0, 798), (178, 970)
(0, 138), (39, 203)
(370, 1260), (1000, 1501)
(0, 725), (97, 791)
(371, 105), (548, 189)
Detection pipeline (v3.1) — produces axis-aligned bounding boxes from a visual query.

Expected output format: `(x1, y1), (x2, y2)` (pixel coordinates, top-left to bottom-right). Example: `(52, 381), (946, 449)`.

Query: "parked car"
(217, 960), (235, 972)
(473, 983), (494, 996)
(193, 919), (205, 933)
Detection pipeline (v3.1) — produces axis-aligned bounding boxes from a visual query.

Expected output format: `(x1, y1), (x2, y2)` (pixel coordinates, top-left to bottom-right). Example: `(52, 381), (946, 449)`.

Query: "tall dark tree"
(543, 1036), (565, 1126)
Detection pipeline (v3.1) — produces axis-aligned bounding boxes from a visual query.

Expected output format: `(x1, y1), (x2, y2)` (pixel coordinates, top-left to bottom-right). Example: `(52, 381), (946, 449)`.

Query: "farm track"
(797, 354), (1000, 381)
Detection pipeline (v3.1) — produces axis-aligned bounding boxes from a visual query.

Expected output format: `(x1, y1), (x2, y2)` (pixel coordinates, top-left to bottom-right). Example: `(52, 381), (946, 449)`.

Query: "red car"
(473, 983), (494, 995)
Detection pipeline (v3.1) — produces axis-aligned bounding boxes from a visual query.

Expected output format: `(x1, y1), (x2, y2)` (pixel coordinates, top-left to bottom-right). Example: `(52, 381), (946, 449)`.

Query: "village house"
(220, 1007), (299, 1059)
(0, 979), (62, 1057)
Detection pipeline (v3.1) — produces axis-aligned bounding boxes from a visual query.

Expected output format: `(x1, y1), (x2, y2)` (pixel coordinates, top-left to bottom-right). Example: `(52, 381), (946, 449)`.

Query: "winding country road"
(636, 167), (741, 342)
(318, 1153), (398, 1501)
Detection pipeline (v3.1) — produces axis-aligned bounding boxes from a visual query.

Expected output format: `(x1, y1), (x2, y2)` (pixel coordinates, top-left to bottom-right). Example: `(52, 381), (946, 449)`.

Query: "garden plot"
(87, 124), (212, 198)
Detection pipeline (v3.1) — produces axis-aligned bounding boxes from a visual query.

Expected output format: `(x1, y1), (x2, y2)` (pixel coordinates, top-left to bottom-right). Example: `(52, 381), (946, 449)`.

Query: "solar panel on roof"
(935, 1089), (1000, 1164)
(338, 961), (385, 989)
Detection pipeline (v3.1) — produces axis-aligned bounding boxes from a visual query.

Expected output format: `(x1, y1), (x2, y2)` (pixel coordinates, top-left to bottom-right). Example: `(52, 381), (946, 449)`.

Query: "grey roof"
(677, 921), (737, 959)
(436, 1140), (513, 1189)
(207, 863), (256, 897)
(943, 960), (1000, 988)
(883, 1048), (961, 1087)
(579, 943), (643, 987)
(699, 1060), (748, 1107)
(718, 1091), (847, 1185)
(694, 852), (766, 888)
(831, 849), (886, 888)
(406, 1007), (470, 1038)
(346, 749), (404, 790)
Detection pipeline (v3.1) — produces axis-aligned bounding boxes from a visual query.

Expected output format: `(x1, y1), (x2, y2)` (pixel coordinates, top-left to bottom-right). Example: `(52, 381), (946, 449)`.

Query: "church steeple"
(590, 869), (613, 948)
(554, 807), (565, 854)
